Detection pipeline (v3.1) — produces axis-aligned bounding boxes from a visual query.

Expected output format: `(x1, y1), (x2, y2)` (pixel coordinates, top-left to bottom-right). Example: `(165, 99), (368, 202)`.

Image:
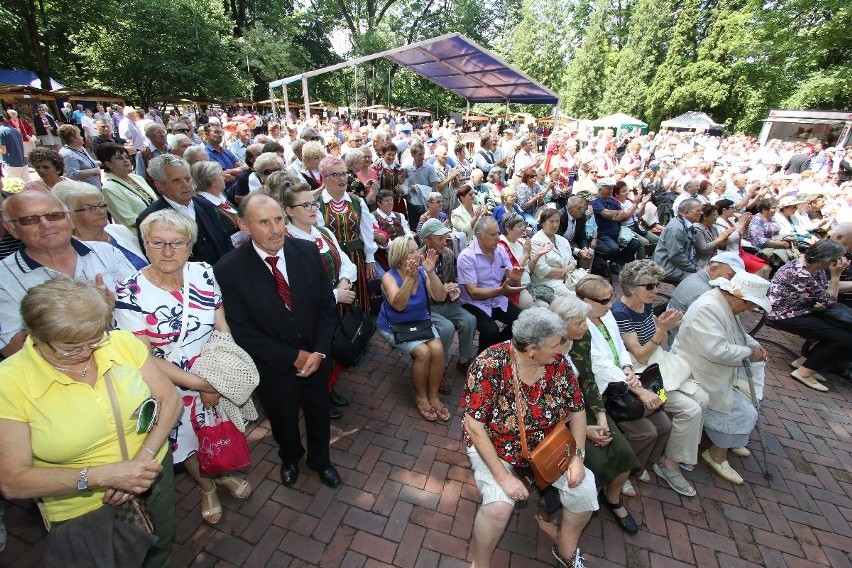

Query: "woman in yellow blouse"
(0, 279), (180, 568)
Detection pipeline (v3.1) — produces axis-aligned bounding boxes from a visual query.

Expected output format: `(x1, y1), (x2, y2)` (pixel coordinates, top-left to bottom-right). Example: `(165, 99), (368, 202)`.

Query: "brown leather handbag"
(512, 347), (577, 490)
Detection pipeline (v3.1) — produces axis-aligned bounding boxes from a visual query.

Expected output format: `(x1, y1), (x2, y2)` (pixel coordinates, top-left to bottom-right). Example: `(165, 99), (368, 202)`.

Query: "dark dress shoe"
(280, 463), (299, 486)
(312, 466), (343, 488)
(329, 391), (350, 407)
(600, 494), (639, 533)
(330, 406), (343, 420)
(456, 360), (471, 374)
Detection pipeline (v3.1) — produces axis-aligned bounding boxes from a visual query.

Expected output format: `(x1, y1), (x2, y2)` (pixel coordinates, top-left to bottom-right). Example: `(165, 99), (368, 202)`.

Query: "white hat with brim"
(778, 196), (805, 208)
(709, 251), (745, 273)
(709, 273), (771, 313)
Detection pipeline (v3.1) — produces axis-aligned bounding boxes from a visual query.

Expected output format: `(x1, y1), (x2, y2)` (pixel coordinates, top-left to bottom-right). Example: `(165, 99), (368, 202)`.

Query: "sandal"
(417, 403), (438, 422)
(214, 476), (252, 499)
(438, 377), (452, 395)
(621, 479), (636, 497)
(599, 493), (639, 533)
(791, 369), (828, 392)
(653, 462), (697, 497)
(434, 405), (451, 422)
(200, 486), (222, 525)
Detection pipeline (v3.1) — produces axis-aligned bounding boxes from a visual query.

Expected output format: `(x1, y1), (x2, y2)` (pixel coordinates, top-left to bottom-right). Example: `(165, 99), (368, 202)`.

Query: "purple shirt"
(457, 239), (511, 315)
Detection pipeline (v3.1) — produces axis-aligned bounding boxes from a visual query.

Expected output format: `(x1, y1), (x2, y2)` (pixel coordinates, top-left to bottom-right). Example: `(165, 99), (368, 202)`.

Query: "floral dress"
(114, 262), (221, 463)
(460, 341), (584, 467)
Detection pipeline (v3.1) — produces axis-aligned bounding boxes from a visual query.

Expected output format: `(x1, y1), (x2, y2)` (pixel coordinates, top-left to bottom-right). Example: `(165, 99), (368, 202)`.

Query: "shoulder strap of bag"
(510, 345), (532, 461)
(104, 369), (130, 462)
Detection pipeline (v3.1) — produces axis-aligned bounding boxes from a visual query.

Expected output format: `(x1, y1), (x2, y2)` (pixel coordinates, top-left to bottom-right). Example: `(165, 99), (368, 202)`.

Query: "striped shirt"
(612, 300), (656, 346)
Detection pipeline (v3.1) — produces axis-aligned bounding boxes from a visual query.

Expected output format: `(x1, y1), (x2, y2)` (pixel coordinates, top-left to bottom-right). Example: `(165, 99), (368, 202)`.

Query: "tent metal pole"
(466, 99), (470, 124)
(269, 89), (277, 122)
(302, 77), (310, 121)
(283, 86), (290, 125)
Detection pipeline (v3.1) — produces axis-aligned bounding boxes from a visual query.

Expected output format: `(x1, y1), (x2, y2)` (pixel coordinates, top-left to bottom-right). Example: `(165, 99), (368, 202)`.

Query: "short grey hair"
(408, 142), (425, 155)
(190, 160), (223, 192)
(183, 145), (208, 165)
(550, 295), (591, 323)
(474, 215), (497, 236)
(677, 198), (701, 214)
(804, 239), (845, 264)
(52, 180), (101, 211)
(619, 259), (665, 296)
(566, 195), (587, 209)
(254, 152), (284, 174)
(139, 208), (198, 247)
(343, 149), (364, 169)
(144, 122), (166, 136)
(148, 154), (190, 183)
(512, 307), (565, 351)
(427, 192), (443, 203)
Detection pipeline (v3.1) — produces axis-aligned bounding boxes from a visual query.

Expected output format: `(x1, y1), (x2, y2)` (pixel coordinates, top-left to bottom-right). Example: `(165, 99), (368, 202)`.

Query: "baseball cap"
(709, 251), (745, 273)
(597, 178), (616, 188)
(400, 125), (413, 133)
(420, 218), (450, 239)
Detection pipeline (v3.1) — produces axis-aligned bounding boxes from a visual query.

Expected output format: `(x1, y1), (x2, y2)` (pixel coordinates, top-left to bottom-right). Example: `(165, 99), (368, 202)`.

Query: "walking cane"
(742, 358), (773, 482)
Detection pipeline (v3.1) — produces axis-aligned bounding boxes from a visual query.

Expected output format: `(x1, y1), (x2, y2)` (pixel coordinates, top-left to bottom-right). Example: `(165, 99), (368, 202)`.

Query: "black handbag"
(390, 320), (434, 343)
(330, 302), (376, 367)
(603, 363), (665, 422)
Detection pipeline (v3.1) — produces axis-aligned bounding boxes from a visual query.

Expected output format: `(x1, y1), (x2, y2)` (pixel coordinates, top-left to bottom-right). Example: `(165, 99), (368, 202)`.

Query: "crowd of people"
(0, 102), (850, 567)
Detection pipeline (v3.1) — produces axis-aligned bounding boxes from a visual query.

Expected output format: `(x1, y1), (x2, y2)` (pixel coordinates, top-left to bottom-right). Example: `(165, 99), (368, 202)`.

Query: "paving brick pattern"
(2, 310), (851, 567)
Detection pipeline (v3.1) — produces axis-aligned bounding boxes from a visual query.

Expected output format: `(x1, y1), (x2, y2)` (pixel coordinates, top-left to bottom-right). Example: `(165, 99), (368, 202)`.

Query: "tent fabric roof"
(269, 33), (559, 106)
(660, 111), (723, 130)
(591, 113), (648, 128)
(0, 70), (64, 90)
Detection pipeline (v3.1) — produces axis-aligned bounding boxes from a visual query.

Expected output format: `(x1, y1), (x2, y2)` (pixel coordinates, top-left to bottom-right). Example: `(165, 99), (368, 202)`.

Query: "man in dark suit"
(135, 154), (233, 265)
(214, 193), (341, 488)
(783, 146), (813, 174)
(559, 194), (596, 267)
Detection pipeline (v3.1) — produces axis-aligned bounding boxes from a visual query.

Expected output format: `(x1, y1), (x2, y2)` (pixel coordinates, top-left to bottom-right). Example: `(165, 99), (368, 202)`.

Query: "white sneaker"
(621, 479), (637, 497)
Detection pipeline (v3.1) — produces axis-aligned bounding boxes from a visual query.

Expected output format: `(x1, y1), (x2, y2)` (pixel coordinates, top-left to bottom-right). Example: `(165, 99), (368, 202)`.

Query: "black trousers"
(256, 358), (332, 469)
(462, 302), (522, 354)
(770, 314), (852, 371)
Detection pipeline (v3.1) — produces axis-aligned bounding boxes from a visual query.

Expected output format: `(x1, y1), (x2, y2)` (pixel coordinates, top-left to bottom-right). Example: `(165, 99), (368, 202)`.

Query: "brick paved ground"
(2, 308), (851, 568)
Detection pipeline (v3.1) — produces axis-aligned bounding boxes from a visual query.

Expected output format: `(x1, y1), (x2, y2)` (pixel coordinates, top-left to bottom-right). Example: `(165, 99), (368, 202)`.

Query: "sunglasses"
(9, 211), (67, 226)
(586, 296), (612, 305)
(638, 282), (659, 290)
(261, 169), (279, 176)
(172, 128), (189, 133)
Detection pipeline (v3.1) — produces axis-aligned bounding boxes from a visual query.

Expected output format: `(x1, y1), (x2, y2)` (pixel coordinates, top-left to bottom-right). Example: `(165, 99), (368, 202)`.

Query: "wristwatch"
(574, 448), (586, 459)
(77, 467), (90, 492)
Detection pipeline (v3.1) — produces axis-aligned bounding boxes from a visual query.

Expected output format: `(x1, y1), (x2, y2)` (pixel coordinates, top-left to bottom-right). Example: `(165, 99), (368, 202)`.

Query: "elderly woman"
(748, 198), (798, 267)
(377, 236), (449, 422)
(713, 199), (770, 278)
(280, 178), (358, 416)
(451, 184), (489, 241)
(52, 180), (147, 270)
(0, 279), (181, 567)
(693, 203), (735, 268)
(498, 213), (550, 310)
(57, 124), (102, 189)
(97, 143), (157, 232)
(191, 160), (240, 238)
(551, 295), (642, 533)
(251, 151), (285, 193)
(612, 260), (710, 497)
(114, 210), (252, 526)
(768, 240), (851, 392)
(492, 187), (525, 231)
(530, 208), (578, 300)
(317, 155), (378, 311)
(416, 191), (451, 236)
(33, 104), (61, 151)
(672, 272), (771, 485)
(575, 275), (672, 497)
(774, 196), (816, 246)
(471, 168), (498, 209)
(515, 170), (544, 230)
(461, 307), (597, 567)
(299, 140), (326, 191)
(343, 148), (378, 204)
(22, 147), (68, 192)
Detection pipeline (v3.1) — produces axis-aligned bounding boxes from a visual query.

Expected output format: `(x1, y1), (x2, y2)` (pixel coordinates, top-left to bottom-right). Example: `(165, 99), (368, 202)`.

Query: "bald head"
(3, 191), (66, 223)
(833, 222), (852, 253)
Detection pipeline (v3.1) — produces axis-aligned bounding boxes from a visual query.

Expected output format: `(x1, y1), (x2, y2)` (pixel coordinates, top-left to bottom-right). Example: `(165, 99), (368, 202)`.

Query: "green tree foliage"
(601, 0), (674, 117)
(72, 0), (250, 105)
(560, 0), (610, 118)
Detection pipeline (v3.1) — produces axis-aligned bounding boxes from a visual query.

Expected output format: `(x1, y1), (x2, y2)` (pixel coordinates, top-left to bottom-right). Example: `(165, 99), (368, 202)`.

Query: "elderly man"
(559, 195), (596, 265)
(118, 106), (145, 151)
(403, 141), (440, 229)
(0, 192), (136, 356)
(214, 193), (341, 488)
(420, 218), (477, 379)
(136, 122), (171, 185)
(592, 178), (640, 269)
(228, 123), (252, 162)
(136, 155), (233, 265)
(653, 198), (702, 283)
(457, 216), (526, 353)
(668, 251), (744, 313)
(204, 124), (245, 192)
(91, 119), (130, 156)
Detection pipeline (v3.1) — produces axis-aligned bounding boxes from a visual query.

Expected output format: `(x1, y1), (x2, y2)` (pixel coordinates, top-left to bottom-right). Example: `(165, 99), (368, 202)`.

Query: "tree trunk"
(21, 0), (52, 90)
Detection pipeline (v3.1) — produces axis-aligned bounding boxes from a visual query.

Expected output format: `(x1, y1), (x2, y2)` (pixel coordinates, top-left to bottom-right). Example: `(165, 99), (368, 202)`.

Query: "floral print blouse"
(461, 341), (585, 466)
(768, 258), (834, 320)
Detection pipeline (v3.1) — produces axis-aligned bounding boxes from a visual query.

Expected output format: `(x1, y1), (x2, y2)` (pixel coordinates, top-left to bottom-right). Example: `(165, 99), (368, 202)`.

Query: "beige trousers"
(663, 386), (709, 466)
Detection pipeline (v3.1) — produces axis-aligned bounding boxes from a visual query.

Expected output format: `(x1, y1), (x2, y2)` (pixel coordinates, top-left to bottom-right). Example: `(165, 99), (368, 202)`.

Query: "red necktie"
(265, 256), (292, 310)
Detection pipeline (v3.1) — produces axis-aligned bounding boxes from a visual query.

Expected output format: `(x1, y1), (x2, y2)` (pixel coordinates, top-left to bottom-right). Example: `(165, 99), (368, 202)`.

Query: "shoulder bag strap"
(511, 345), (532, 461)
(103, 369), (130, 462)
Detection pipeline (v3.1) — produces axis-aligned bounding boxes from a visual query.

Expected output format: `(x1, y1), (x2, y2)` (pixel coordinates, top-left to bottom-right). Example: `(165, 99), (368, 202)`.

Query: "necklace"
(145, 267), (183, 291)
(51, 357), (92, 378)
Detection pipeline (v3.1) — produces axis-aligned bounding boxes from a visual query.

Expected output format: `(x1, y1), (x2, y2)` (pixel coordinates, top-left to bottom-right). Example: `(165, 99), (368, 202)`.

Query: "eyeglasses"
(172, 128), (189, 133)
(638, 282), (659, 290)
(325, 171), (348, 180)
(73, 203), (108, 213)
(43, 331), (111, 358)
(304, 136), (320, 141)
(8, 211), (67, 226)
(146, 239), (190, 250)
(586, 296), (612, 305)
(291, 201), (320, 211)
(261, 169), (279, 176)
